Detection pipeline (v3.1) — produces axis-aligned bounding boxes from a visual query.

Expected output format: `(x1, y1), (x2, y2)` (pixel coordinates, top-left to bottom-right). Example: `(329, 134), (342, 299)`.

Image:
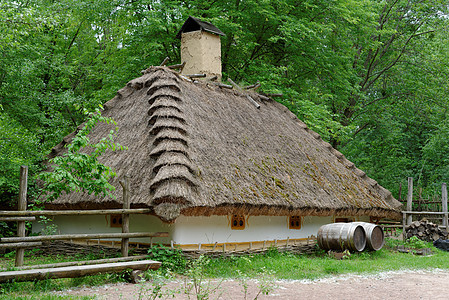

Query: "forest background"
(1, 0), (449, 213)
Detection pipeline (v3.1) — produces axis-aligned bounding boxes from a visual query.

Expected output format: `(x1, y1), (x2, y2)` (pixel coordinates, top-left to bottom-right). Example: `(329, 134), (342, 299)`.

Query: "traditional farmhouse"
(34, 17), (401, 250)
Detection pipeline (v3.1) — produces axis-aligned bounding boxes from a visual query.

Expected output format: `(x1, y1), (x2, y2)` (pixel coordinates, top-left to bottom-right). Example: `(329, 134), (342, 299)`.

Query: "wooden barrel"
(317, 223), (366, 252)
(352, 222), (384, 251)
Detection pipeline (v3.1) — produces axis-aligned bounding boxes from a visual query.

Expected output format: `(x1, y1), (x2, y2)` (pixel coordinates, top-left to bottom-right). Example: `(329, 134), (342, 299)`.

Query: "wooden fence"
(402, 177), (448, 239)
(0, 166), (168, 267)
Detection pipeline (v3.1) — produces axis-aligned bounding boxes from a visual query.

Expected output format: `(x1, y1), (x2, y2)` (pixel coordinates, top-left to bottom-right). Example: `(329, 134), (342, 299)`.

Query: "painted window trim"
(289, 216), (302, 230)
(231, 215), (245, 230)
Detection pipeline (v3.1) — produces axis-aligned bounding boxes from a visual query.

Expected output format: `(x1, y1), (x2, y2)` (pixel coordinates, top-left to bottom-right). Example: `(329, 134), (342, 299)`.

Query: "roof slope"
(176, 16), (226, 38)
(47, 67), (402, 221)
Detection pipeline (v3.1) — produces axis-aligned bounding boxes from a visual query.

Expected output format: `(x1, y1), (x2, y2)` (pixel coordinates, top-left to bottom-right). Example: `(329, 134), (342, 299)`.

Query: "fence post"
(442, 183), (448, 230)
(15, 166), (28, 267)
(407, 177), (413, 225)
(120, 175), (130, 257)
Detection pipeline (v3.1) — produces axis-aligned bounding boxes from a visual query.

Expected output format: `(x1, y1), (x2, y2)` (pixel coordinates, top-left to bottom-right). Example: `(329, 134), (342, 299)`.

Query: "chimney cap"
(176, 16), (225, 39)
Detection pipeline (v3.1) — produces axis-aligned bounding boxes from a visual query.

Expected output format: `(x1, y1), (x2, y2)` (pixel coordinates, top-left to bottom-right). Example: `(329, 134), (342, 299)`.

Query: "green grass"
(0, 251), (126, 300)
(1, 237), (449, 298)
(203, 240), (449, 280)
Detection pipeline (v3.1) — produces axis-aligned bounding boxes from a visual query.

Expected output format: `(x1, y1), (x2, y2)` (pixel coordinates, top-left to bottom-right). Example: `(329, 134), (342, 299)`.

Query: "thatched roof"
(46, 67), (402, 221)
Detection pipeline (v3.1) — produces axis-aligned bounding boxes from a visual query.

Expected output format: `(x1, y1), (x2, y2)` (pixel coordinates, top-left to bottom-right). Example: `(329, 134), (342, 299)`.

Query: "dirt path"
(55, 269), (449, 299)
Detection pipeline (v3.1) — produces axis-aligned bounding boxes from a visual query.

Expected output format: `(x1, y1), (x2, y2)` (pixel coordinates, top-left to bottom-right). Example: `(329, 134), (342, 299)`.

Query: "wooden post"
(402, 212), (407, 241)
(120, 175), (130, 257)
(407, 177), (413, 225)
(442, 183), (448, 230)
(15, 166), (28, 267)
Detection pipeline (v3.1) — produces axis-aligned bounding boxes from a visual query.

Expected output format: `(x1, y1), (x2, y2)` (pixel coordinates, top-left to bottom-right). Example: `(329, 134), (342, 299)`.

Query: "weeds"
(184, 255), (223, 300)
(147, 244), (186, 273)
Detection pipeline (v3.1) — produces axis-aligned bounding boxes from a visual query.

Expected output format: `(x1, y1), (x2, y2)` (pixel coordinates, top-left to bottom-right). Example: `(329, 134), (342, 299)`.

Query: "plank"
(0, 259), (161, 283)
(9, 255), (148, 271)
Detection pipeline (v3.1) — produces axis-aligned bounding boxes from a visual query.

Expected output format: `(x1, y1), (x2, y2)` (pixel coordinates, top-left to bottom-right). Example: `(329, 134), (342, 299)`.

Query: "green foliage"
(405, 236), (433, 250)
(1, 0), (449, 206)
(147, 244), (186, 273)
(38, 107), (126, 202)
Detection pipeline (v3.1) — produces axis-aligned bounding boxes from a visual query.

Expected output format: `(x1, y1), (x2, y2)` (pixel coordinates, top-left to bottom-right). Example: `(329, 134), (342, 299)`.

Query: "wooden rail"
(0, 167), (168, 269)
(1, 232), (168, 243)
(0, 260), (161, 283)
(401, 178), (448, 241)
(0, 208), (151, 216)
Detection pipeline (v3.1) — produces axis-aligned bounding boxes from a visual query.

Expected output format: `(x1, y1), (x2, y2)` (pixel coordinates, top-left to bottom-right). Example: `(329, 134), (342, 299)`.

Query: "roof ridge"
(143, 69), (198, 221)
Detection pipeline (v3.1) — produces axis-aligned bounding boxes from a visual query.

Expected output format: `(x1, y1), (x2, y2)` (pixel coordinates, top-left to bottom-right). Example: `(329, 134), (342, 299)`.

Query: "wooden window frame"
(289, 216), (302, 230)
(231, 215), (245, 230)
(335, 217), (354, 223)
(110, 214), (123, 228)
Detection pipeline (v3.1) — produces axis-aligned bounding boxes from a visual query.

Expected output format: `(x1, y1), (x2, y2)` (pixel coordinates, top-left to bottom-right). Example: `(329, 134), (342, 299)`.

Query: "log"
(443, 183), (448, 229)
(266, 93), (283, 97)
(243, 82), (261, 90)
(120, 175), (130, 257)
(0, 217), (35, 222)
(185, 74), (206, 78)
(401, 211), (449, 215)
(246, 95), (261, 109)
(0, 208), (151, 216)
(11, 255), (148, 271)
(167, 62), (186, 70)
(1, 232), (168, 243)
(16, 166), (28, 267)
(0, 242), (42, 249)
(0, 260), (161, 283)
(258, 94), (270, 101)
(159, 57), (169, 66)
(227, 78), (261, 109)
(214, 82), (233, 89)
(407, 177), (413, 225)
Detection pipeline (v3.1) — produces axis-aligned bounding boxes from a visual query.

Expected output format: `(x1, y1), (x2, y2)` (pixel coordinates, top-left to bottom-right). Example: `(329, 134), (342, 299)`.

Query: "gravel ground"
(55, 269), (449, 300)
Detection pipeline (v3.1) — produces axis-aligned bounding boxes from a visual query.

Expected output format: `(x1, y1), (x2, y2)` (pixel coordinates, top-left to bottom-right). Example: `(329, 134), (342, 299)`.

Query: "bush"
(147, 244), (186, 273)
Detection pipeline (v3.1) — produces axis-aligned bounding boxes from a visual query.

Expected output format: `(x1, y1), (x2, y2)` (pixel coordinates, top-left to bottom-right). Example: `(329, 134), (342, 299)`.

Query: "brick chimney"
(176, 16), (225, 80)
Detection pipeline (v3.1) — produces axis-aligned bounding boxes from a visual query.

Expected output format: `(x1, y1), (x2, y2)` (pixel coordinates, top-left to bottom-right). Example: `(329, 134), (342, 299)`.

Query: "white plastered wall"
(32, 214), (174, 244)
(32, 214), (369, 245)
(181, 30), (222, 79)
(171, 215), (369, 245)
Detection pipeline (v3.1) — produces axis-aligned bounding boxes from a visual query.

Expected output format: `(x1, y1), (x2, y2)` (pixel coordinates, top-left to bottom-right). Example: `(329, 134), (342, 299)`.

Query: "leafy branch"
(38, 106), (127, 202)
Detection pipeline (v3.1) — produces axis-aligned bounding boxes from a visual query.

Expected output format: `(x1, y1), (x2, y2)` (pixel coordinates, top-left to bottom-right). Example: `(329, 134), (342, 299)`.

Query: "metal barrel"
(352, 222), (385, 251)
(317, 223), (366, 252)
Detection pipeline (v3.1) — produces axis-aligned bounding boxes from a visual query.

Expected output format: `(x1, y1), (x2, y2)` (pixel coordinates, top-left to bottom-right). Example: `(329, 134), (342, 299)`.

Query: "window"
(370, 216), (381, 224)
(289, 216), (301, 229)
(335, 217), (354, 223)
(110, 214), (123, 228)
(231, 215), (245, 230)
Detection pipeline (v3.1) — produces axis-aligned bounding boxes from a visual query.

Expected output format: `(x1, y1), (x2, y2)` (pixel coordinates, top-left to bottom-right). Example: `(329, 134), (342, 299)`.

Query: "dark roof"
(176, 16), (225, 39)
(46, 67), (402, 222)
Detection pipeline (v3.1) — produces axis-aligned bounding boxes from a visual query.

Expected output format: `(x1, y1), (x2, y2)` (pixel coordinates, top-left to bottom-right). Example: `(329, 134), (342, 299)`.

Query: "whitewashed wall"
(32, 214), (174, 244)
(171, 215), (369, 244)
(32, 214), (370, 245)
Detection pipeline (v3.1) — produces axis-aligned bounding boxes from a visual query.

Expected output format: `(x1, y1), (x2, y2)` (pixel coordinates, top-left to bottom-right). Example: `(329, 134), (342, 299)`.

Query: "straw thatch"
(46, 67), (402, 222)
